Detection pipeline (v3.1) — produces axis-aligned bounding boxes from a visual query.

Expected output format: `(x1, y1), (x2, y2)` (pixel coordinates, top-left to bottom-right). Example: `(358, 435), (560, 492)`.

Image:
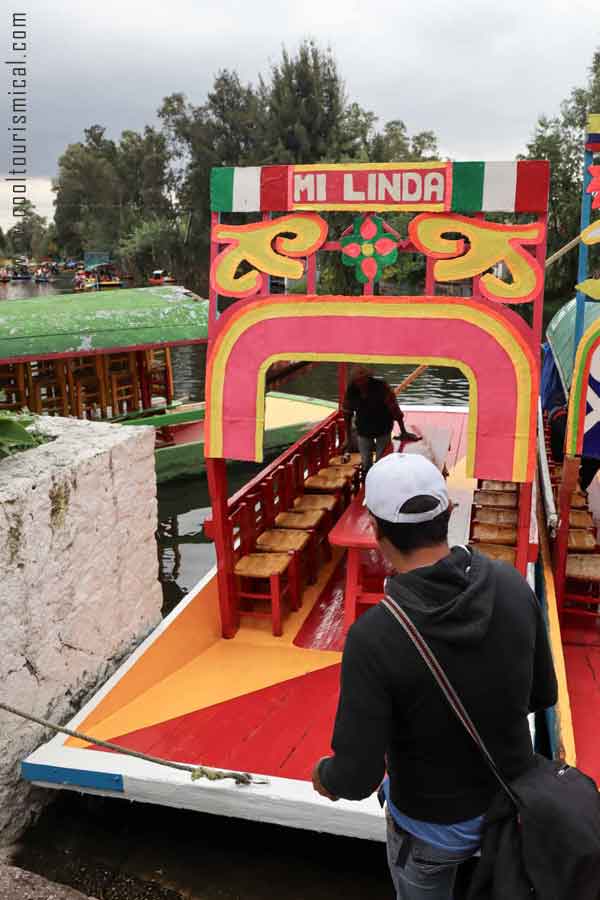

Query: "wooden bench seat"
(234, 552), (291, 578)
(568, 491), (587, 509)
(275, 509), (325, 530)
(472, 523), (517, 546)
(293, 494), (337, 512)
(566, 554), (600, 582)
(473, 507), (518, 526)
(329, 453), (361, 467)
(474, 490), (518, 509)
(305, 471), (349, 491)
(480, 480), (517, 492)
(256, 529), (310, 553)
(568, 530), (597, 552)
(474, 543), (516, 564)
(570, 509), (594, 529)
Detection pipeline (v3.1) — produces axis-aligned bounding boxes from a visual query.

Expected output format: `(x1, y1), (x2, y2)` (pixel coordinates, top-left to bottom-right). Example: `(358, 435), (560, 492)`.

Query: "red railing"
(203, 409), (344, 539)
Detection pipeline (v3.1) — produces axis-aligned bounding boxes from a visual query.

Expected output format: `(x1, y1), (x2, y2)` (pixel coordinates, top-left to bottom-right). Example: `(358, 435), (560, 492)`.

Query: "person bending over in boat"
(312, 453), (557, 900)
(343, 367), (419, 473)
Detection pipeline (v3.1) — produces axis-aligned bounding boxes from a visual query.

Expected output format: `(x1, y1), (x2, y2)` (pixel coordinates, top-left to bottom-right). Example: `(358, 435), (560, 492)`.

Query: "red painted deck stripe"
(94, 664), (342, 781)
(563, 643), (600, 786)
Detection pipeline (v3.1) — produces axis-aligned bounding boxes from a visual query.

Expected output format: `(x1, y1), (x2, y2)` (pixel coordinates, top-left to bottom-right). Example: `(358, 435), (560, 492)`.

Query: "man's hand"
(400, 431), (421, 443)
(312, 758), (338, 801)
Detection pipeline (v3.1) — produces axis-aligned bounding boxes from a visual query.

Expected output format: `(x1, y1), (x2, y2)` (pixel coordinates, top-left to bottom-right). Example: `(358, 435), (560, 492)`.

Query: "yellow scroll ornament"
(576, 219), (600, 300)
(409, 213), (545, 304)
(211, 213), (328, 299)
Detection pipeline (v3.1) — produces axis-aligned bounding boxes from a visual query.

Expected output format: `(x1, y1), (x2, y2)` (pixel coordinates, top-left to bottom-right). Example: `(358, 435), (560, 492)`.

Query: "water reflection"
(156, 461), (267, 615)
(0, 274), (75, 301)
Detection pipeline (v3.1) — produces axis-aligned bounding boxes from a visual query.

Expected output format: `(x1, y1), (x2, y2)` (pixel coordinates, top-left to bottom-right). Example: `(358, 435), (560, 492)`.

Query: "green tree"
(258, 41), (355, 163)
(53, 123), (173, 261)
(118, 216), (185, 277)
(522, 48), (600, 302)
(5, 200), (47, 258)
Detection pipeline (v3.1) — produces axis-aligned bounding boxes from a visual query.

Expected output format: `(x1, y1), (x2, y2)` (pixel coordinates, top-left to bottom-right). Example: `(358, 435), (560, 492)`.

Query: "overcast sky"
(1, 0), (599, 231)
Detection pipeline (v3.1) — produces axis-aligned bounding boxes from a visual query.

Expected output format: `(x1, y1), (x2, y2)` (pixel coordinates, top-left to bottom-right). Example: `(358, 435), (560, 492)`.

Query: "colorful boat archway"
(205, 158), (550, 634)
(205, 294), (538, 482)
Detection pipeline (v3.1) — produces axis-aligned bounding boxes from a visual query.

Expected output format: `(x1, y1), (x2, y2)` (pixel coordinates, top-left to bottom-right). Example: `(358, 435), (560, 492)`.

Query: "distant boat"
(148, 269), (175, 286)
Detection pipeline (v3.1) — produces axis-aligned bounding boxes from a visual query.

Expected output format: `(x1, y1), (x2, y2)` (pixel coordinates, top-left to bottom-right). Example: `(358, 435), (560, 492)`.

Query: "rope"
(545, 234), (582, 269)
(0, 701), (268, 787)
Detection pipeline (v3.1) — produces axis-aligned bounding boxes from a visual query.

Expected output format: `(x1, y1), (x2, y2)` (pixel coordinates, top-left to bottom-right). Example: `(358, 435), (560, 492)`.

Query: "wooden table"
(329, 423), (452, 632)
(328, 488), (381, 631)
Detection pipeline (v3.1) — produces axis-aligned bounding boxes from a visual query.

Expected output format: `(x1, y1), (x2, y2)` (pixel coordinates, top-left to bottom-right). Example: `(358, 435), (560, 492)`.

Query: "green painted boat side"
(154, 419), (329, 483)
(546, 296), (600, 392)
(0, 286), (209, 361)
(125, 407), (206, 428)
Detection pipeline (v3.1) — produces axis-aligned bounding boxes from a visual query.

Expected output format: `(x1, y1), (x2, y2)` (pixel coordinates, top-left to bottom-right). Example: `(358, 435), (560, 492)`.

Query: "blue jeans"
(357, 433), (390, 472)
(386, 811), (477, 900)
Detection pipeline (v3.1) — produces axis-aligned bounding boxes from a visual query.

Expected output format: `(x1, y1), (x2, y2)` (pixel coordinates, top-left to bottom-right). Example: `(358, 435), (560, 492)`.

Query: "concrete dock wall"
(0, 417), (163, 847)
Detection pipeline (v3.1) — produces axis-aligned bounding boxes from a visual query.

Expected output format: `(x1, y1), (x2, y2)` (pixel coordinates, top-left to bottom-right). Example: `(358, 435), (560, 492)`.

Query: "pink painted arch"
(205, 297), (538, 483)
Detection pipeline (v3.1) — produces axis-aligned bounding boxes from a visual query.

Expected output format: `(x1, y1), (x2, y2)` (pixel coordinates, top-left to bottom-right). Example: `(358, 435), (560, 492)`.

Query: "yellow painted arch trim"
(292, 202), (446, 213)
(208, 300), (535, 480)
(294, 162), (448, 171)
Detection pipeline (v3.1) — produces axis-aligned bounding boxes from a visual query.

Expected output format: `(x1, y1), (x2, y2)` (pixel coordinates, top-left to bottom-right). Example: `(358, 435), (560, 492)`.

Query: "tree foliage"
(522, 49), (600, 301)
(5, 200), (47, 258)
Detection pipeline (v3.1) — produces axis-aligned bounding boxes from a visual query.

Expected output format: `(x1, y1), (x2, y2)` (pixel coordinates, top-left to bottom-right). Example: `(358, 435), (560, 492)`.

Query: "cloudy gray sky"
(1, 0), (599, 231)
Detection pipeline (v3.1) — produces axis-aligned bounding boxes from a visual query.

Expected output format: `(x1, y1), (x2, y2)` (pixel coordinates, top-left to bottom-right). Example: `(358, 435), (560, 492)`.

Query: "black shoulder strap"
(380, 592), (519, 806)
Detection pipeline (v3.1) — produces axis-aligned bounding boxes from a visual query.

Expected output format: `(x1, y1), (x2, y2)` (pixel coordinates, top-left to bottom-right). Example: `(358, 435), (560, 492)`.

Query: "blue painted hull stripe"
(21, 762), (124, 792)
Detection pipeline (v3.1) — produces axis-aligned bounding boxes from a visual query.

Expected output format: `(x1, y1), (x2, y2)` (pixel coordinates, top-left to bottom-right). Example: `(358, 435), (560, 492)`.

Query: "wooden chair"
(105, 353), (140, 416)
(304, 436), (354, 505)
(245, 488), (310, 599)
(144, 348), (174, 405)
(0, 363), (27, 411)
(264, 462), (332, 578)
(28, 360), (69, 416)
(289, 453), (340, 520)
(67, 356), (108, 419)
(231, 502), (300, 636)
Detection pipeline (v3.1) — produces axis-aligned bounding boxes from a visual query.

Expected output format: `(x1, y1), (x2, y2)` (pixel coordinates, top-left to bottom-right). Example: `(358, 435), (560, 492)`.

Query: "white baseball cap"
(364, 453), (449, 524)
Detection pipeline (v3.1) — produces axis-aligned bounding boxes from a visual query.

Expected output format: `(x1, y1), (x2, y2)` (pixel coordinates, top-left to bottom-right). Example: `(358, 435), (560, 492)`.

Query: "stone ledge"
(1, 416), (162, 846)
(0, 864), (95, 900)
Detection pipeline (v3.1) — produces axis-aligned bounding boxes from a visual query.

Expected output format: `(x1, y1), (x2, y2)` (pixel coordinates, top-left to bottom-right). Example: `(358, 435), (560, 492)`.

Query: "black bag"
(381, 593), (600, 900)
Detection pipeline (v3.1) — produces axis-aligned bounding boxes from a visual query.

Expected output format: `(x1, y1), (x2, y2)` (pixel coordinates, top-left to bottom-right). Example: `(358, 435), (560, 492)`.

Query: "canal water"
(7, 280), (473, 899)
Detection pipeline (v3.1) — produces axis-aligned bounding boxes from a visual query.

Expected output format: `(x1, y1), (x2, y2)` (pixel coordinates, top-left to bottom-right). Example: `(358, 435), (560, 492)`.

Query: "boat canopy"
(546, 297), (600, 392)
(0, 286), (209, 362)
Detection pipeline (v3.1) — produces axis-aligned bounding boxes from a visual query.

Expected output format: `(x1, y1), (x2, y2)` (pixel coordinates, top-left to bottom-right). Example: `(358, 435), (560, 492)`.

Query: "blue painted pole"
(573, 148), (594, 363)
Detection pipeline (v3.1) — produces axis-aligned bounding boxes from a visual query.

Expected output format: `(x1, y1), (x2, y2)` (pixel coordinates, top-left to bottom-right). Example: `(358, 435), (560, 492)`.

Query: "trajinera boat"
(148, 269), (175, 286)
(537, 113), (600, 788)
(22, 153), (580, 841)
(0, 285), (335, 482)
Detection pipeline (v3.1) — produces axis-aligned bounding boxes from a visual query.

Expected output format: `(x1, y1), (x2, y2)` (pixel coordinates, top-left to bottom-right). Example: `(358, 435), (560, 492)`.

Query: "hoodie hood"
(385, 546), (496, 646)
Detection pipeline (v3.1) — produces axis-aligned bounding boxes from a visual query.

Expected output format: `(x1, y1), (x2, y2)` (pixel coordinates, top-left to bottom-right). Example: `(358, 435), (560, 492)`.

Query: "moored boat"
(535, 115), (600, 782)
(148, 269), (175, 286)
(22, 155), (570, 839)
(0, 286), (333, 482)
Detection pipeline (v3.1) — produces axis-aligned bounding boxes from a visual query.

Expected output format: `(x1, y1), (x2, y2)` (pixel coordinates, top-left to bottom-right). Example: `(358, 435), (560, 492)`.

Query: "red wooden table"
(329, 424), (452, 631)
(328, 488), (381, 631)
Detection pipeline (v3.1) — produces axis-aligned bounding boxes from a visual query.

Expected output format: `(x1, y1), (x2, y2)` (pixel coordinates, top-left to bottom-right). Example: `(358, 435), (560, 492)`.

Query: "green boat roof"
(0, 286), (209, 362)
(546, 297), (600, 392)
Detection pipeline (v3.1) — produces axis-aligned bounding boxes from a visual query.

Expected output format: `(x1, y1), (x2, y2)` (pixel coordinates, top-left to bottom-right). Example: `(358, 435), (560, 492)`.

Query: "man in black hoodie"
(312, 453), (557, 900)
